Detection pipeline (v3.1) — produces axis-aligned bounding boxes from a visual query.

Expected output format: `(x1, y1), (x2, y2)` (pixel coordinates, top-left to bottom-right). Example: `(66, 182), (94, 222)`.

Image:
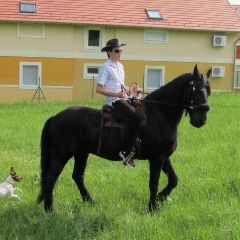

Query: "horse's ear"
(193, 64), (201, 79)
(206, 68), (211, 78)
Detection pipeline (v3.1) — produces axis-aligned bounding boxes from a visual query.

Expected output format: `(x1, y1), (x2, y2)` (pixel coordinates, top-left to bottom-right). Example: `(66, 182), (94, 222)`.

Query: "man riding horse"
(96, 38), (140, 167)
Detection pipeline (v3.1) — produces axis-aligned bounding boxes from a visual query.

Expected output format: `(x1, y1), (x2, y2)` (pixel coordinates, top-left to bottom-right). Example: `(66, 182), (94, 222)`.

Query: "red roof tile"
(0, 0), (240, 32)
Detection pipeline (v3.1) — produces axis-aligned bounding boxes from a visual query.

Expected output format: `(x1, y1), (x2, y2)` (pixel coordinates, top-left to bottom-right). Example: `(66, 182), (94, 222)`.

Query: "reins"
(130, 97), (209, 110)
(129, 78), (210, 111)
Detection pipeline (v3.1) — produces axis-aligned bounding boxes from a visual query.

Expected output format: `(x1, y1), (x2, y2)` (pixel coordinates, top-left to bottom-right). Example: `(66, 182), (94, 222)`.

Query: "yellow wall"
(0, 22), (238, 102)
(1, 22), (75, 54)
(0, 22), (236, 62)
(116, 28), (236, 60)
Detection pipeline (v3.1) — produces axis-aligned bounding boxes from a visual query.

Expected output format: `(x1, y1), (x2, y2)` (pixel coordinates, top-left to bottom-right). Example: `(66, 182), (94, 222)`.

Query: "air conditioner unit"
(211, 66), (225, 77)
(212, 35), (227, 46)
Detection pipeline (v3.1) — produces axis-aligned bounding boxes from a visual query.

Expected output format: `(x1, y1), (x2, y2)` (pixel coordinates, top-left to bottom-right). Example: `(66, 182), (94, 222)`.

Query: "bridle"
(131, 79), (210, 111)
(184, 78), (210, 111)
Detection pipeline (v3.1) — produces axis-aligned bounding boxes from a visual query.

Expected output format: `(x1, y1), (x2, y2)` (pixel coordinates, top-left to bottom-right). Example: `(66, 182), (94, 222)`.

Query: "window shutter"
(147, 69), (162, 89)
(23, 66), (38, 86)
(146, 31), (166, 42)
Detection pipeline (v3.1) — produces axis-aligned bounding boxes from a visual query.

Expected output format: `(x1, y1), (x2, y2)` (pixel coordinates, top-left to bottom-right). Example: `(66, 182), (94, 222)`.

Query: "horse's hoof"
(44, 205), (54, 213)
(157, 192), (167, 202)
(148, 201), (158, 213)
(90, 200), (97, 206)
(83, 195), (94, 203)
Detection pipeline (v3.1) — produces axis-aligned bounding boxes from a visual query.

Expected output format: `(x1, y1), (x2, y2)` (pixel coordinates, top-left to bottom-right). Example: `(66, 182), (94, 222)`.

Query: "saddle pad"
(93, 111), (125, 129)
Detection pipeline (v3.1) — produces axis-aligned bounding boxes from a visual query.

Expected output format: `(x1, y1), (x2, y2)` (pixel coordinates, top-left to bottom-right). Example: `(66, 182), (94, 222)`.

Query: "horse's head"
(186, 65), (211, 128)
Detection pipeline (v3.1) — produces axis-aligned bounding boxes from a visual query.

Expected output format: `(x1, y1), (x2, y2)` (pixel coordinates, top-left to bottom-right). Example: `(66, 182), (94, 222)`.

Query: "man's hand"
(130, 85), (139, 93)
(117, 91), (127, 98)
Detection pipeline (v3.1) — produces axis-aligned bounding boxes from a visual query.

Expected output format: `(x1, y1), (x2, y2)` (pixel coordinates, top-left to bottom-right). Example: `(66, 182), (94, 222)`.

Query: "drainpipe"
(233, 38), (240, 91)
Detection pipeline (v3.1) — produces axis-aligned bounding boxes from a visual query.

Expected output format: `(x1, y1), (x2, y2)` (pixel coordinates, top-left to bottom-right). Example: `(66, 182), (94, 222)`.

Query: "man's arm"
(96, 84), (126, 98)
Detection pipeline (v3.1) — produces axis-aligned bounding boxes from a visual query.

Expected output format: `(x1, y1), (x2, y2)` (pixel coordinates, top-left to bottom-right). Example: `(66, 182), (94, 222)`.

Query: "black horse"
(38, 65), (211, 212)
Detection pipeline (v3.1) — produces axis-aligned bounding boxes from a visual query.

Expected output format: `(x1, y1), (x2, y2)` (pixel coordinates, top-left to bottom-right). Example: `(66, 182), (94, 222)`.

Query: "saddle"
(93, 99), (147, 155)
(98, 100), (147, 127)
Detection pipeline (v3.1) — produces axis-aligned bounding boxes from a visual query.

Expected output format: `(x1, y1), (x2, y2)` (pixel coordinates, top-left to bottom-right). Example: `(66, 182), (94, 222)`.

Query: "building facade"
(0, 0), (240, 102)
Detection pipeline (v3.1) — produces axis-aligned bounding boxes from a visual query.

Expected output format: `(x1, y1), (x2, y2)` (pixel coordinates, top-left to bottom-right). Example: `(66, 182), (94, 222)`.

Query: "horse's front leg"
(157, 157), (178, 201)
(148, 156), (164, 212)
(72, 152), (94, 203)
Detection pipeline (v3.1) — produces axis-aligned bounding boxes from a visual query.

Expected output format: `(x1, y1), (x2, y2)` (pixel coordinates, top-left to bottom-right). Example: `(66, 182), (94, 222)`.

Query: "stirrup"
(122, 151), (136, 166)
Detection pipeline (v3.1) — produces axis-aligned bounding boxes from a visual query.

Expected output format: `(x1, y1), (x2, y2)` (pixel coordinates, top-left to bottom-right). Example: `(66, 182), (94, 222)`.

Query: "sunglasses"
(113, 49), (122, 53)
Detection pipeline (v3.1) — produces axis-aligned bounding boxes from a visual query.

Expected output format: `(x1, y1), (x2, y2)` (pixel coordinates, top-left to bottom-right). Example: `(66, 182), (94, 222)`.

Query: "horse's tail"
(37, 117), (53, 204)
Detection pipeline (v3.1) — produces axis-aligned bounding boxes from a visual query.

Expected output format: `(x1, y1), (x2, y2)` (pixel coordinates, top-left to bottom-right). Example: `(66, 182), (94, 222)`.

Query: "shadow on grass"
(0, 199), (116, 240)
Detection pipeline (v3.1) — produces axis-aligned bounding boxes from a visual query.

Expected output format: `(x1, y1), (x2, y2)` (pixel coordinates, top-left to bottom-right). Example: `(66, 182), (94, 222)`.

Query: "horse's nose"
(190, 119), (206, 128)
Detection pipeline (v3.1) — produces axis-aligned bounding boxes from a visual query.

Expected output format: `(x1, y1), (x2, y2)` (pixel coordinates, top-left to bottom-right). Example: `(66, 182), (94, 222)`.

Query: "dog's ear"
(10, 167), (15, 175)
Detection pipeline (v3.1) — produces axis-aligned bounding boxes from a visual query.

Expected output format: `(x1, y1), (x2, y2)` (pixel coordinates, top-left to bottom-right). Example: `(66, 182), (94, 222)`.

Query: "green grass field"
(0, 93), (239, 240)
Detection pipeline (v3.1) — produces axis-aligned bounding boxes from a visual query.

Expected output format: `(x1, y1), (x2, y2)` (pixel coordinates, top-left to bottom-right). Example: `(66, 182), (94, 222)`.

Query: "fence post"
(142, 75), (145, 96)
(92, 76), (95, 99)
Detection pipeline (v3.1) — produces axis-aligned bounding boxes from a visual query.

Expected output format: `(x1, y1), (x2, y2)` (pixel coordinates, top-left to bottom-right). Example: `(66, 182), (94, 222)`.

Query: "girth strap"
(97, 111), (104, 155)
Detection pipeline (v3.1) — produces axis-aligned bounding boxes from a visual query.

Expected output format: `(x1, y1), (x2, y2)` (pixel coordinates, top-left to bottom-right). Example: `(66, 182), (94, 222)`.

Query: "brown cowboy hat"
(101, 38), (126, 52)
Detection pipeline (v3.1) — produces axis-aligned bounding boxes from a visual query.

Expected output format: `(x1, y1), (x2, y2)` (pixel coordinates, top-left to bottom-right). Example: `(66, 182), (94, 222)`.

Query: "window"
(17, 23), (45, 38)
(88, 30), (100, 47)
(145, 29), (168, 43)
(144, 66), (165, 91)
(83, 63), (101, 79)
(19, 62), (42, 89)
(235, 65), (240, 71)
(146, 10), (163, 19)
(84, 27), (104, 50)
(19, 2), (36, 13)
(235, 71), (240, 89)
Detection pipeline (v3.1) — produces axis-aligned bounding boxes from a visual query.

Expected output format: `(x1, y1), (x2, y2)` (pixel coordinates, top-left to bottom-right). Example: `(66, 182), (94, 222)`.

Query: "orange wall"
(124, 60), (234, 91)
(0, 56), (74, 86)
(0, 56), (235, 103)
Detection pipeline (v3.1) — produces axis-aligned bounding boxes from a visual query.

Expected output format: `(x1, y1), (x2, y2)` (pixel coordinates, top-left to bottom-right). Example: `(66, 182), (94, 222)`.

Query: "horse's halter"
(185, 77), (210, 112)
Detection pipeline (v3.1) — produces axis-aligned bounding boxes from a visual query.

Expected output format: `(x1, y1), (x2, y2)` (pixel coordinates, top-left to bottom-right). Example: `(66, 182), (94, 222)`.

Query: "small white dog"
(0, 167), (23, 200)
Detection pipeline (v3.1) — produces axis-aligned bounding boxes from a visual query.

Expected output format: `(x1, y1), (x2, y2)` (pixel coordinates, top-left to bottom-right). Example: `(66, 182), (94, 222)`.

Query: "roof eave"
(1, 19), (240, 33)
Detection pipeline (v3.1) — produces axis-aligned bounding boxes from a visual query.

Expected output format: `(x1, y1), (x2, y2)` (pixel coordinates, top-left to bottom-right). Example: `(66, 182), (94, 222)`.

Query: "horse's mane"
(145, 72), (192, 104)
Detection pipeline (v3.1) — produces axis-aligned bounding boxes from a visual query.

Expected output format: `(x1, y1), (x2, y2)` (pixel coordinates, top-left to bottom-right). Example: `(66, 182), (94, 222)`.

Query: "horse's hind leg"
(42, 158), (68, 212)
(157, 157), (178, 201)
(72, 152), (94, 203)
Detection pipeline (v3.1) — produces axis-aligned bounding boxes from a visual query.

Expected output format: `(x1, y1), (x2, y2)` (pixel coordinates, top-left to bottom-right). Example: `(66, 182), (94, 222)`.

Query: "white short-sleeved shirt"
(97, 58), (125, 106)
